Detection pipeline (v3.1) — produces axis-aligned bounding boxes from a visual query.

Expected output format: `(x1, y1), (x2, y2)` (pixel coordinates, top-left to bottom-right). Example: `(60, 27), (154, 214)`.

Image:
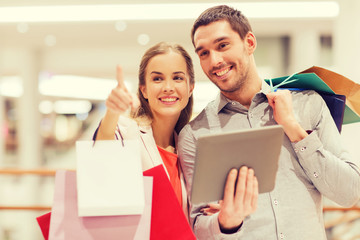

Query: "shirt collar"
(212, 80), (271, 114)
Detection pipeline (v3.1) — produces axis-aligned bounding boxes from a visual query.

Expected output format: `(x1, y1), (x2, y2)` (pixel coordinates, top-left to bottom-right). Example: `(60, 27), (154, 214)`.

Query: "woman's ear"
(189, 83), (195, 97)
(139, 85), (148, 99)
(245, 31), (257, 55)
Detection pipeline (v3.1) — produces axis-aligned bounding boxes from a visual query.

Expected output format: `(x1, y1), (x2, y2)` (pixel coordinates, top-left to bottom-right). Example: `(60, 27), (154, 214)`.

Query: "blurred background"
(0, 0), (359, 239)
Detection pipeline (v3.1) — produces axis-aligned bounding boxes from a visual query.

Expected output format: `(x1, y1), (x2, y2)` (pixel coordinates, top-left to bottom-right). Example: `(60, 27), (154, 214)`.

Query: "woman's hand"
(106, 65), (140, 115)
(96, 66), (140, 140)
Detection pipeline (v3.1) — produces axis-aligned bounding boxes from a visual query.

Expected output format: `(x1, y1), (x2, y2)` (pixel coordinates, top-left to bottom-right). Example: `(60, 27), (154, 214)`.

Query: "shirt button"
(231, 101), (236, 105)
(280, 233), (285, 239)
(300, 147), (306, 152)
(314, 172), (319, 178)
(273, 199), (278, 205)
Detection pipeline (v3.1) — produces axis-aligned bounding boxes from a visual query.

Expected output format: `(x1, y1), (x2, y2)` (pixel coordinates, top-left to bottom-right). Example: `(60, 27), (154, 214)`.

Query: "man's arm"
(178, 125), (258, 239)
(267, 90), (360, 206)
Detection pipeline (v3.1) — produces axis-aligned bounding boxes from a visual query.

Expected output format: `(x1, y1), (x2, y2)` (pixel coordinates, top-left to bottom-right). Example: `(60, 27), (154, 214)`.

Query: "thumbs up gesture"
(106, 65), (140, 116)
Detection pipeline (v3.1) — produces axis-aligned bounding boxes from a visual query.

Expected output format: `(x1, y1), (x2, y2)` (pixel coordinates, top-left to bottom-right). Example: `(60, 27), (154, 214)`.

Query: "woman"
(37, 42), (195, 240)
(94, 41), (194, 214)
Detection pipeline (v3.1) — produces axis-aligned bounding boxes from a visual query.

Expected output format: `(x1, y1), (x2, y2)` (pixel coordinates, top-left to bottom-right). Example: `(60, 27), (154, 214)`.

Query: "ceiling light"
(0, 2), (339, 23)
(44, 34), (57, 47)
(38, 74), (133, 100)
(53, 100), (92, 114)
(0, 76), (23, 97)
(137, 34), (150, 46)
(115, 21), (127, 32)
(16, 22), (29, 33)
(39, 100), (53, 114)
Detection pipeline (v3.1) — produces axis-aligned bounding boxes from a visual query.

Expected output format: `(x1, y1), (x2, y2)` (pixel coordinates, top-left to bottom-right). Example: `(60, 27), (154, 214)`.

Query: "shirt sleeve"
(178, 125), (244, 239)
(292, 92), (360, 207)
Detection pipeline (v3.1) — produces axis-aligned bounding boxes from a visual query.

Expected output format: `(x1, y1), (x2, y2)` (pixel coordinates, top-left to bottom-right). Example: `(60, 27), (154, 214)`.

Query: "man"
(178, 5), (360, 240)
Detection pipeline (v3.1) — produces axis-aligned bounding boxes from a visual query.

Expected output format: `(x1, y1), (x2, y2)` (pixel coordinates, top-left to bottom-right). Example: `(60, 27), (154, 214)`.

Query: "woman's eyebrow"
(150, 71), (163, 75)
(173, 71), (185, 75)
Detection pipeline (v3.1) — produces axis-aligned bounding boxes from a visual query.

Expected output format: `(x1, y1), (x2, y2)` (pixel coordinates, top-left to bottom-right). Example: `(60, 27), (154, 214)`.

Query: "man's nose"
(209, 51), (223, 67)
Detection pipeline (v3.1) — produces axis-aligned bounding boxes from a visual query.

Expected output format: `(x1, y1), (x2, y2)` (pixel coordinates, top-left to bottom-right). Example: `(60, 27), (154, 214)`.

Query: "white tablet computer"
(191, 125), (284, 205)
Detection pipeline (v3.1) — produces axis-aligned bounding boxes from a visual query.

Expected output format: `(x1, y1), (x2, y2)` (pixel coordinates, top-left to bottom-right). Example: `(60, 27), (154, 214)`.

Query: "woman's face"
(140, 51), (194, 121)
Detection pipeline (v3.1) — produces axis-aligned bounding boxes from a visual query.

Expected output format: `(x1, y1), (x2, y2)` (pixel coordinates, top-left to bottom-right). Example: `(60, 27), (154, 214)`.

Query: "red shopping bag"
(143, 165), (196, 240)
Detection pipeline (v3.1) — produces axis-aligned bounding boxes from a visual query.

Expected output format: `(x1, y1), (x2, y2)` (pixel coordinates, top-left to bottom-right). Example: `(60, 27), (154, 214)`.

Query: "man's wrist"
(219, 221), (243, 234)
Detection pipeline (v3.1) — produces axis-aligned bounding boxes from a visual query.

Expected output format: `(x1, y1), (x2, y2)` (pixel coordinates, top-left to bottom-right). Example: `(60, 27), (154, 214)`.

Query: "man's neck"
(222, 77), (262, 109)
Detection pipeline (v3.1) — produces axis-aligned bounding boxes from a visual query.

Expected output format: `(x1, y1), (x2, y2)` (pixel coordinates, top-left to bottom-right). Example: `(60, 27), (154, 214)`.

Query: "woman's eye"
(174, 76), (184, 81)
(153, 77), (162, 82)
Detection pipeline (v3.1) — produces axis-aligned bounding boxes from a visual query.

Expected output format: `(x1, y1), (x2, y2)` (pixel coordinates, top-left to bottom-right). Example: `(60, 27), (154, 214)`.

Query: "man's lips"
(213, 66), (232, 77)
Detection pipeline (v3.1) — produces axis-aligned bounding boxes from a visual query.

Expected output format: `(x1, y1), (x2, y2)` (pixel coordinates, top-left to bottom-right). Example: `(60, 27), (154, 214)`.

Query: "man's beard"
(209, 62), (248, 93)
(213, 71), (247, 93)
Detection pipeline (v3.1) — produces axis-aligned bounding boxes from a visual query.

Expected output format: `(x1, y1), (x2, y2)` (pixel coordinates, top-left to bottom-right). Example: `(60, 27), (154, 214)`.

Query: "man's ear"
(139, 85), (148, 99)
(245, 32), (257, 55)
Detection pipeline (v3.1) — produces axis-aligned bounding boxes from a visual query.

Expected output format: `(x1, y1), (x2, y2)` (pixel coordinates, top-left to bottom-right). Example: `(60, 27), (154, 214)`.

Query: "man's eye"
(219, 43), (229, 49)
(199, 51), (208, 57)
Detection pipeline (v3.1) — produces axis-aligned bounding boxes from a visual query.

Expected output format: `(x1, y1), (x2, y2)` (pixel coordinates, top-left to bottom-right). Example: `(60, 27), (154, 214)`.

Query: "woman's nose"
(163, 79), (175, 93)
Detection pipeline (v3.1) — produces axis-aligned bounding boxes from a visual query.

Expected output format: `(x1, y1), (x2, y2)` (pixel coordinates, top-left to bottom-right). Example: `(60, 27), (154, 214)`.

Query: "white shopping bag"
(76, 140), (144, 217)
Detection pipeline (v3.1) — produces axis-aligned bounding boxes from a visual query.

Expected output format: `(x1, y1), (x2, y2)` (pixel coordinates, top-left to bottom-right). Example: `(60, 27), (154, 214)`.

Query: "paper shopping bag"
(320, 93), (346, 132)
(266, 66), (360, 125)
(265, 71), (348, 132)
(76, 140), (144, 216)
(301, 66), (360, 124)
(143, 165), (196, 240)
(48, 170), (152, 240)
(36, 212), (51, 240)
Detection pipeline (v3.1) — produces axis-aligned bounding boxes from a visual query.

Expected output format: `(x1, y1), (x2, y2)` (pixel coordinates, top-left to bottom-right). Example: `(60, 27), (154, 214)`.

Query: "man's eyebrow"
(195, 46), (203, 54)
(214, 37), (228, 44)
(195, 36), (229, 54)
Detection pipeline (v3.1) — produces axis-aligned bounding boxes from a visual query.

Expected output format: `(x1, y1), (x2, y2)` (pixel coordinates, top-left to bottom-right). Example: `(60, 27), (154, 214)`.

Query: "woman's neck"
(151, 115), (178, 152)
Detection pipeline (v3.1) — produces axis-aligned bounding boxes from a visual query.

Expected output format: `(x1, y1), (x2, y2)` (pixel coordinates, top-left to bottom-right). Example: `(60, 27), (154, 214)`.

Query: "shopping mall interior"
(0, 0), (359, 239)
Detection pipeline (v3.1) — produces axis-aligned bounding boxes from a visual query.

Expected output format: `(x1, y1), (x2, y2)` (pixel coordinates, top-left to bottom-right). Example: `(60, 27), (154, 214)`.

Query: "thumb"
(116, 65), (127, 90)
(266, 93), (275, 109)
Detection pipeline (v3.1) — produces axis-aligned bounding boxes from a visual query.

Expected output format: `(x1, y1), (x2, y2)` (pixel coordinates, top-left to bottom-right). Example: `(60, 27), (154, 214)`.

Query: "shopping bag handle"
(92, 123), (125, 147)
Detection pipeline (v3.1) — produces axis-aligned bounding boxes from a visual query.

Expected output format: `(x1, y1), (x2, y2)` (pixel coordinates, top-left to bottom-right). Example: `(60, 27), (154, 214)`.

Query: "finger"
(207, 203), (221, 211)
(116, 65), (127, 90)
(251, 176), (259, 212)
(266, 94), (275, 109)
(130, 93), (141, 114)
(106, 92), (132, 111)
(205, 209), (219, 215)
(234, 166), (248, 204)
(243, 168), (254, 209)
(223, 168), (238, 206)
(108, 89), (132, 109)
(106, 100), (128, 113)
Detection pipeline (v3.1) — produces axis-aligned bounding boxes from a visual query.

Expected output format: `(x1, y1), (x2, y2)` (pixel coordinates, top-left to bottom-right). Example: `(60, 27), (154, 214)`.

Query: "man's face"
(193, 20), (253, 94)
